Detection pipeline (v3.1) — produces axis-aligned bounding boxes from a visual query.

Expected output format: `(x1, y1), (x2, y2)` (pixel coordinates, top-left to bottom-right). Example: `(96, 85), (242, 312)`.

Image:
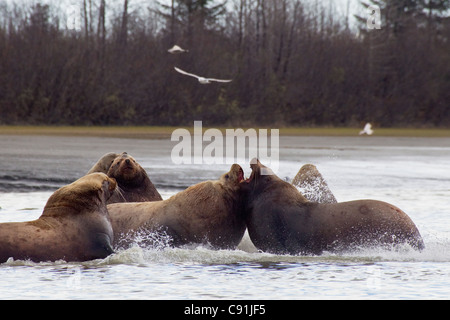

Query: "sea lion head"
(87, 152), (120, 174)
(241, 158), (306, 201)
(250, 158), (275, 176)
(220, 164), (245, 190)
(43, 173), (117, 214)
(107, 152), (147, 187)
(291, 164), (323, 191)
(295, 164), (320, 181)
(292, 164), (338, 204)
(241, 158), (275, 190)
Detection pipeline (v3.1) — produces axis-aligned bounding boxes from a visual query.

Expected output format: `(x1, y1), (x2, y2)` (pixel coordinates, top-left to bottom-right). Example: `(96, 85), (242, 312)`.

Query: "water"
(0, 134), (449, 299)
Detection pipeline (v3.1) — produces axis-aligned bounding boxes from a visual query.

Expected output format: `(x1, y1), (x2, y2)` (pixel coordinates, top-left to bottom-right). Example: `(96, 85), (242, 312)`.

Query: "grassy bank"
(0, 126), (175, 139)
(0, 125), (450, 138)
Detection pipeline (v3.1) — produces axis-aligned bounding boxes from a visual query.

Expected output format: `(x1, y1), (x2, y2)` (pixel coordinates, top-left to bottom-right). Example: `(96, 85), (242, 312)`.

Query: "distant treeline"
(0, 0), (449, 127)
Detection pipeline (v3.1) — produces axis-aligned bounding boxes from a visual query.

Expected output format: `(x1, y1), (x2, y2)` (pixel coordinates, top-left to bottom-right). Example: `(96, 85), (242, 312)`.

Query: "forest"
(0, 0), (449, 127)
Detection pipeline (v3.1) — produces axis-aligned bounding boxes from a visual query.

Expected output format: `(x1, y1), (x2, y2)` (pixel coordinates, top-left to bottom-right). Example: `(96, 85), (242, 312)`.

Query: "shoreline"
(0, 125), (450, 139)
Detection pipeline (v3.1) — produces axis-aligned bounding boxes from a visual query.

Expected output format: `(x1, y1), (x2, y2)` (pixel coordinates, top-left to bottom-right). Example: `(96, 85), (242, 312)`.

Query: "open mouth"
(241, 170), (255, 184)
(238, 168), (244, 182)
(239, 160), (260, 184)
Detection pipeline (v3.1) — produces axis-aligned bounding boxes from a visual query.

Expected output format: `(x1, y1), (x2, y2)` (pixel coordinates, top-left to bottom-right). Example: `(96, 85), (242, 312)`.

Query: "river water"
(0, 134), (449, 299)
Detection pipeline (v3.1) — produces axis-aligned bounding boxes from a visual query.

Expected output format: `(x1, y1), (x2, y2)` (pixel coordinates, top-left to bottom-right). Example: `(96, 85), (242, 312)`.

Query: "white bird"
(359, 123), (374, 135)
(174, 67), (232, 84)
(168, 45), (188, 54)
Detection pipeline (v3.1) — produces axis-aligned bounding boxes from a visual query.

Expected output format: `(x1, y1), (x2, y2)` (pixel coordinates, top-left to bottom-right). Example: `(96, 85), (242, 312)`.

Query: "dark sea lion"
(106, 152), (162, 203)
(238, 163), (337, 253)
(87, 152), (120, 174)
(292, 164), (337, 203)
(107, 164), (246, 250)
(241, 159), (424, 255)
(0, 173), (116, 263)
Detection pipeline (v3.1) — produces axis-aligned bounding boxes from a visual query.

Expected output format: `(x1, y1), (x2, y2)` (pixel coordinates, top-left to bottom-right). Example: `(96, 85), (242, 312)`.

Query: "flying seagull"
(359, 123), (374, 136)
(174, 67), (232, 84)
(168, 45), (188, 54)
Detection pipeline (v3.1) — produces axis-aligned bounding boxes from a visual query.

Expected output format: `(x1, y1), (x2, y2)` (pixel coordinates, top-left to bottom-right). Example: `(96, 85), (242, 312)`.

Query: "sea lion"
(105, 152), (162, 203)
(292, 164), (337, 203)
(87, 152), (120, 174)
(241, 159), (424, 255)
(107, 164), (247, 250)
(238, 164), (336, 253)
(0, 173), (116, 263)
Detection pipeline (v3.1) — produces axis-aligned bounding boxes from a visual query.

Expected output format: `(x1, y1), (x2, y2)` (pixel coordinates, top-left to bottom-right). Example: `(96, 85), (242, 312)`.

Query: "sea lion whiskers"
(105, 152), (162, 203)
(114, 185), (127, 202)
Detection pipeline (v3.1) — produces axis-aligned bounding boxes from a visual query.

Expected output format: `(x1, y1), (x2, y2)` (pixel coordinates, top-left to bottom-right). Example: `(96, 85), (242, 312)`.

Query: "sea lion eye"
(225, 174), (229, 179)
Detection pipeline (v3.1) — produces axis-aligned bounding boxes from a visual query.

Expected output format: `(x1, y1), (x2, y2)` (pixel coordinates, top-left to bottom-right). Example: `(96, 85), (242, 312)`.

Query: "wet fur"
(87, 152), (119, 174)
(291, 164), (337, 204)
(105, 152), (162, 203)
(241, 159), (424, 255)
(0, 173), (116, 262)
(107, 164), (246, 249)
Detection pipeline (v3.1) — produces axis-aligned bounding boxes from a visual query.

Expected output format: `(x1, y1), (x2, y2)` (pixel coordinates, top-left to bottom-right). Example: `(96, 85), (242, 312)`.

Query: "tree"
(356, 0), (450, 125)
(0, 0), (449, 126)
(158, 0), (226, 45)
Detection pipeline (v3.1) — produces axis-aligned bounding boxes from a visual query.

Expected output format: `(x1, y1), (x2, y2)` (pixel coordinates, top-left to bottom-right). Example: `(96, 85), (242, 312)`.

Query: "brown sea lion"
(106, 152), (162, 203)
(107, 164), (247, 250)
(241, 159), (424, 255)
(292, 164), (337, 203)
(87, 152), (120, 174)
(238, 164), (336, 253)
(0, 173), (116, 263)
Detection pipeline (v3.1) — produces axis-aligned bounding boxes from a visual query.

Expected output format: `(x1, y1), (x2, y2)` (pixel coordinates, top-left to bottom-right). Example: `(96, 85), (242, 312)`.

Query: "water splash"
(115, 227), (174, 252)
(102, 234), (450, 266)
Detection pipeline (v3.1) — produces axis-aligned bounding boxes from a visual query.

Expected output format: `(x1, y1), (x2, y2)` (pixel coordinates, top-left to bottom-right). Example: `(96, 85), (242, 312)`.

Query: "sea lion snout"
(223, 164), (246, 185)
(250, 158), (261, 170)
(109, 154), (137, 176)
